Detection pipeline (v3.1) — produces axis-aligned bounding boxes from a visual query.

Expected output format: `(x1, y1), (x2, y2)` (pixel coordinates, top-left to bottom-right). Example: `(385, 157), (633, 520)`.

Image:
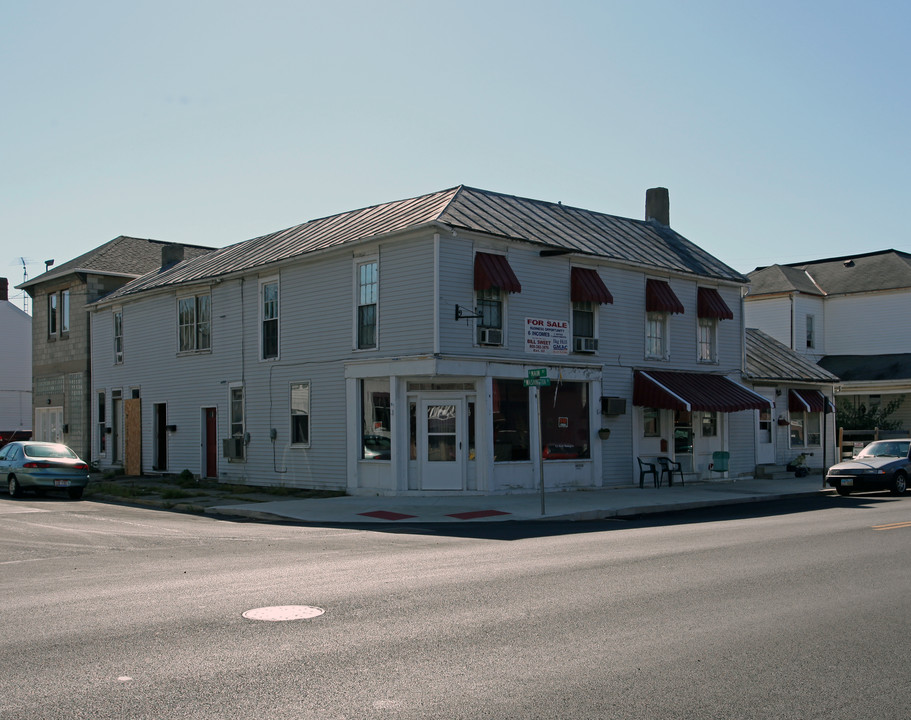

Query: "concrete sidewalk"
(205, 474), (831, 524)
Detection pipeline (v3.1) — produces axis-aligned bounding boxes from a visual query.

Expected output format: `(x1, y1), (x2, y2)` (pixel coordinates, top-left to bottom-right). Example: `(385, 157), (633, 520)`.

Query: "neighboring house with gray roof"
(745, 249), (911, 437)
(743, 328), (838, 470)
(19, 236), (216, 462)
(0, 278), (32, 444)
(89, 186), (770, 494)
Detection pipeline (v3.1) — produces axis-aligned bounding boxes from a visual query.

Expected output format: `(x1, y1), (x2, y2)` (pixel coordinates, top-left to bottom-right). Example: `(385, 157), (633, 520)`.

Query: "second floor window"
(178, 294), (211, 353)
(572, 301), (596, 352)
(48, 293), (57, 336)
(113, 310), (123, 364)
(698, 317), (717, 362)
(262, 281), (279, 360)
(806, 314), (815, 349)
(646, 312), (667, 359)
(357, 261), (378, 349)
(477, 288), (503, 345)
(61, 290), (70, 333)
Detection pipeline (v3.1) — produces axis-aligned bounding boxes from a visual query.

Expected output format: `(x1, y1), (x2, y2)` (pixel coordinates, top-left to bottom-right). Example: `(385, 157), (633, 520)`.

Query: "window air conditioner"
(574, 336), (598, 352)
(478, 328), (503, 346)
(222, 438), (245, 459)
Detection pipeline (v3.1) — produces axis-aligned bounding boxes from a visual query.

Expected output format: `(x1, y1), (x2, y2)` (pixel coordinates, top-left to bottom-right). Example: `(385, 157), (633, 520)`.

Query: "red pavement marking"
(358, 510), (417, 521)
(446, 510), (511, 520)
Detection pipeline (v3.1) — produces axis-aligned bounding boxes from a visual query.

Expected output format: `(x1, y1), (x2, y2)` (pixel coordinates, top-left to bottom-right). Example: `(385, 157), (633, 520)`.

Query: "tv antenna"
(18, 257), (31, 313)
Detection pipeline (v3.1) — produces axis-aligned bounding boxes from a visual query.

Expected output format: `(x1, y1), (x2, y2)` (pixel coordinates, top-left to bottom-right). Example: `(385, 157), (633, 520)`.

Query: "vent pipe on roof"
(161, 244), (185, 269)
(0, 277), (7, 302)
(645, 187), (670, 226)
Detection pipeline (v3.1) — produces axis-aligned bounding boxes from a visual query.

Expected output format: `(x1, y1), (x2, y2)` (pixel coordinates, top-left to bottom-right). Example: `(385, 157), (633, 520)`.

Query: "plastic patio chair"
(657, 456), (684, 487)
(637, 457), (660, 488)
(711, 451), (730, 478)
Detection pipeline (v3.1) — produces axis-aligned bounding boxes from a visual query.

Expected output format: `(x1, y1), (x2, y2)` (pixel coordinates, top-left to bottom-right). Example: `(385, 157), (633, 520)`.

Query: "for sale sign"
(524, 317), (569, 355)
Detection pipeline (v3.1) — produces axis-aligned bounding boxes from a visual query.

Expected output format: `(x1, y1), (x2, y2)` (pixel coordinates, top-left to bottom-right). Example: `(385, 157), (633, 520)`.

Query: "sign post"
(524, 369), (548, 515)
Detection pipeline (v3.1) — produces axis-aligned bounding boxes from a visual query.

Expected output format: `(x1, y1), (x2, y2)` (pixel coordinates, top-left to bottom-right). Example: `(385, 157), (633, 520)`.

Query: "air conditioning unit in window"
(478, 328), (503, 346)
(222, 438), (245, 459)
(574, 337), (598, 353)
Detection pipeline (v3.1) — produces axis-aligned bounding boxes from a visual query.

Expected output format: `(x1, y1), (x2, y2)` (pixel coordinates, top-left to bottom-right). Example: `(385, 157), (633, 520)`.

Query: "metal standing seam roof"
(744, 328), (840, 383)
(97, 185), (748, 303)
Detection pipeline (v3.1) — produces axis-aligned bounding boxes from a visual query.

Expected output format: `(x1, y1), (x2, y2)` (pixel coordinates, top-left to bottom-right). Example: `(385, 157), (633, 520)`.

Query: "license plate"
(54, 480), (71, 487)
(841, 478), (853, 487)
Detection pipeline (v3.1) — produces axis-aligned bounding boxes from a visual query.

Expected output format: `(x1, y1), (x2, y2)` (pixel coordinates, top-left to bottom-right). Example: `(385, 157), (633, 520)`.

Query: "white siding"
(744, 296), (792, 347)
(824, 290), (911, 355)
(0, 302), (31, 433)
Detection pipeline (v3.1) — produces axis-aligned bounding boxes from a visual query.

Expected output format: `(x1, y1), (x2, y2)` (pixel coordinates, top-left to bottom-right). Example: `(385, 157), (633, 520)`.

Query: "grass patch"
(160, 488), (197, 500)
(88, 482), (155, 498)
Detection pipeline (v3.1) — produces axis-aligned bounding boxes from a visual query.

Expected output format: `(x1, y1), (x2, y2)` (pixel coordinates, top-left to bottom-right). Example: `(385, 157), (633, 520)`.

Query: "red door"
(205, 408), (217, 478)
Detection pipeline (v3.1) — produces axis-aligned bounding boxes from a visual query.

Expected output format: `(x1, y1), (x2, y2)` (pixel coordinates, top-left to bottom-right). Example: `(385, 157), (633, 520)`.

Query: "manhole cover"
(242, 605), (325, 622)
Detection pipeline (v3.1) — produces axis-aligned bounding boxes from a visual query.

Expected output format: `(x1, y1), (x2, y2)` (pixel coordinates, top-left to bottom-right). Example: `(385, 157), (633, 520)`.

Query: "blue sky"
(3, 1), (908, 311)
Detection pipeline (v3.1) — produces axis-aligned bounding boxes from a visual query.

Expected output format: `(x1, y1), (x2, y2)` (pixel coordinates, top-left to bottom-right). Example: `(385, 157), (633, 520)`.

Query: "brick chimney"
(645, 187), (670, 226)
(161, 244), (185, 269)
(0, 277), (8, 302)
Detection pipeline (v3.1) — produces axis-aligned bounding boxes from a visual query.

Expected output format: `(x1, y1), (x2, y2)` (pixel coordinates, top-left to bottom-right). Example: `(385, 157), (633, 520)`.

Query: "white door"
(34, 407), (63, 443)
(756, 389), (776, 464)
(420, 399), (463, 490)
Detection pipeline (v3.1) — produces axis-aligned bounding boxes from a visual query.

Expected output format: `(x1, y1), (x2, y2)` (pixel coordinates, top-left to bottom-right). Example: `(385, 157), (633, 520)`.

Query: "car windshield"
(23, 444), (78, 459)
(857, 441), (911, 459)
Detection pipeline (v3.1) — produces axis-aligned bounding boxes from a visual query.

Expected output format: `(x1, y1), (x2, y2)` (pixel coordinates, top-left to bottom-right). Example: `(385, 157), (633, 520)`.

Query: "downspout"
(433, 233), (440, 355)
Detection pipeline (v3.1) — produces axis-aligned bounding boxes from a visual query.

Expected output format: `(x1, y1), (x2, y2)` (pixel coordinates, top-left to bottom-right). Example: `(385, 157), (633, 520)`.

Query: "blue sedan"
(826, 439), (911, 496)
(0, 441), (91, 500)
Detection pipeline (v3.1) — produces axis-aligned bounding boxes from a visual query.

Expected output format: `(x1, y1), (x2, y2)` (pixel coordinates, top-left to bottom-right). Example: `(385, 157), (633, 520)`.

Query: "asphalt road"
(1, 493), (909, 719)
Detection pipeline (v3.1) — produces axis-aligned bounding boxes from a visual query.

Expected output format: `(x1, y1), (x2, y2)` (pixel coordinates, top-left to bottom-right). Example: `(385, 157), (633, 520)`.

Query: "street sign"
(528, 368), (548, 378)
(523, 377), (551, 387)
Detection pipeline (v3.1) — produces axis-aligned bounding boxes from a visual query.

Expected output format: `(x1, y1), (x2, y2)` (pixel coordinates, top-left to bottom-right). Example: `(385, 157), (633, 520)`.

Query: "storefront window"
(643, 407), (660, 437)
(701, 412), (717, 437)
(541, 382), (590, 459)
(492, 379), (529, 461)
(361, 379), (391, 460)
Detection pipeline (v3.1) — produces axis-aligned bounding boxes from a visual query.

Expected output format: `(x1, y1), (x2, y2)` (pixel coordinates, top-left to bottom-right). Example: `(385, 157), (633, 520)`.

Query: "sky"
(3, 0), (909, 312)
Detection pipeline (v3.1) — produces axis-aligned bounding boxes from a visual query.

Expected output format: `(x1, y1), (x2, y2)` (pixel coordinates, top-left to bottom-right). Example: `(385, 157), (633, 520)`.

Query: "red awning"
(571, 267), (613, 304)
(697, 287), (734, 320)
(646, 279), (685, 314)
(789, 389), (830, 413)
(633, 370), (771, 412)
(474, 252), (521, 294)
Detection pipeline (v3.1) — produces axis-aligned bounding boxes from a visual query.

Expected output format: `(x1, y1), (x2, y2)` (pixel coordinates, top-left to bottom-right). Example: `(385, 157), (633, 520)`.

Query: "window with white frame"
(97, 391), (106, 455)
(476, 288), (503, 345)
(48, 293), (57, 337)
(643, 407), (661, 436)
(262, 280), (279, 360)
(290, 382), (310, 446)
(356, 260), (378, 349)
(698, 317), (718, 362)
(791, 411), (821, 447)
(113, 310), (123, 364)
(701, 411), (718, 436)
(646, 312), (667, 359)
(61, 290), (70, 333)
(572, 301), (596, 352)
(178, 293), (211, 353)
(806, 314), (815, 349)
(230, 385), (245, 459)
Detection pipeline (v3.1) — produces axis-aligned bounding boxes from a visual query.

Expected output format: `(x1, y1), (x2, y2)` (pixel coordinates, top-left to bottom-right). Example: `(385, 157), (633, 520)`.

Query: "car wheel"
(836, 485), (852, 497)
(67, 487), (84, 500)
(890, 472), (907, 497)
(8, 476), (22, 498)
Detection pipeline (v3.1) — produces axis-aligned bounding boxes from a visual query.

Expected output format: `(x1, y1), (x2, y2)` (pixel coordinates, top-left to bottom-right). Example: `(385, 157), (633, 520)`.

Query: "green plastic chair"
(711, 451), (730, 478)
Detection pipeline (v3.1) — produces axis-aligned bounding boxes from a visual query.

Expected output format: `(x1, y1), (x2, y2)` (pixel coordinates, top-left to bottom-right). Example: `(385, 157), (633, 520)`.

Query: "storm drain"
(242, 605), (325, 622)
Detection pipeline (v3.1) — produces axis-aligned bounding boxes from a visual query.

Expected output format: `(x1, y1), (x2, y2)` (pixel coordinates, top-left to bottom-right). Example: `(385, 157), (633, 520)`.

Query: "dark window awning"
(633, 370), (772, 412)
(571, 267), (613, 304)
(697, 287), (734, 320)
(646, 279), (684, 314)
(474, 252), (521, 293)
(789, 389), (832, 413)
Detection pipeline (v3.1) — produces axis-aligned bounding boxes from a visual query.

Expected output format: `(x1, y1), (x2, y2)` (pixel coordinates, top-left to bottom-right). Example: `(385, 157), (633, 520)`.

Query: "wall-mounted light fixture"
(166, 424), (177, 433)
